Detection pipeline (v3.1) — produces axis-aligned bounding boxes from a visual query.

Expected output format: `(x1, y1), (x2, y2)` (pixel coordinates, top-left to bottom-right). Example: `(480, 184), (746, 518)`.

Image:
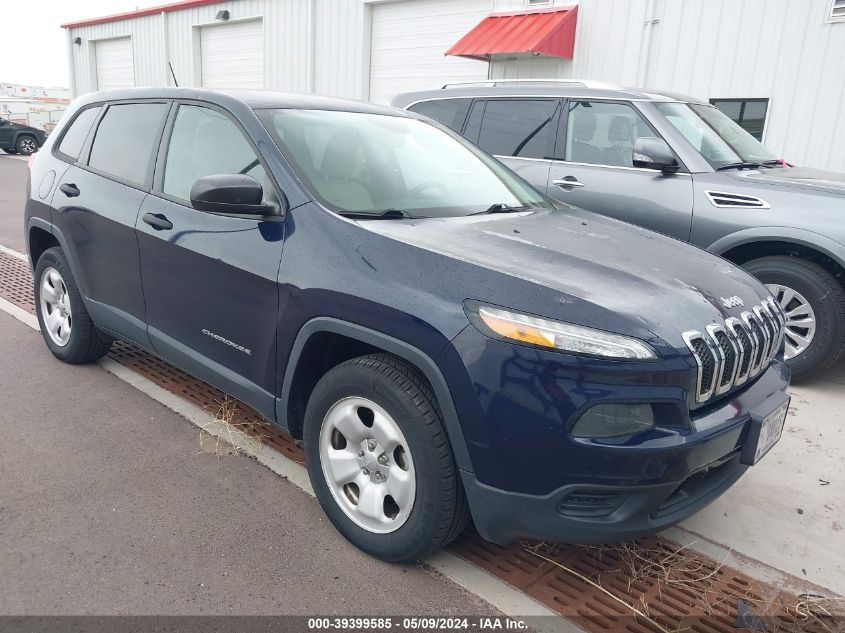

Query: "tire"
(303, 353), (469, 562)
(2, 148), (17, 154)
(34, 247), (112, 364)
(15, 135), (38, 155)
(743, 256), (845, 381)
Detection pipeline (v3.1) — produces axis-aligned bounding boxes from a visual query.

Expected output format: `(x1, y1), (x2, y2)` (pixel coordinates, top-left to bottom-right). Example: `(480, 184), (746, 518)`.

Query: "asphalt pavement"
(0, 312), (497, 616)
(0, 154), (28, 253)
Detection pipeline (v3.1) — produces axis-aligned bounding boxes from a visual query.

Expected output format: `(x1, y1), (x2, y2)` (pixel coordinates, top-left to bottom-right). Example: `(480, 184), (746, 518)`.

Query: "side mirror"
(632, 137), (679, 173)
(190, 174), (277, 215)
(0, 119), (7, 127)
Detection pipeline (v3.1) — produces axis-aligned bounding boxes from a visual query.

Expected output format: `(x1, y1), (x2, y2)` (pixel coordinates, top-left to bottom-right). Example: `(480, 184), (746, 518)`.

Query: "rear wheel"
(16, 135), (38, 155)
(34, 247), (112, 363)
(743, 256), (845, 380)
(303, 353), (469, 562)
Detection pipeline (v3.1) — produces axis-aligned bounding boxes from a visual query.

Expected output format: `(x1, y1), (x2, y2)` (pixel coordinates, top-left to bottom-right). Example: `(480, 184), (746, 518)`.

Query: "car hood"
(727, 166), (845, 196)
(360, 207), (771, 349)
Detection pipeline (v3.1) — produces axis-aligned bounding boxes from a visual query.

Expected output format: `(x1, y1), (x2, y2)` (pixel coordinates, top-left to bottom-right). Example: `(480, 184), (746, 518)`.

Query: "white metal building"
(63, 0), (845, 171)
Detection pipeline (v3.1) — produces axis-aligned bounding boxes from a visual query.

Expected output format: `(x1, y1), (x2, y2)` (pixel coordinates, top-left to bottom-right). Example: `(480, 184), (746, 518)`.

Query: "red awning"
(446, 6), (578, 61)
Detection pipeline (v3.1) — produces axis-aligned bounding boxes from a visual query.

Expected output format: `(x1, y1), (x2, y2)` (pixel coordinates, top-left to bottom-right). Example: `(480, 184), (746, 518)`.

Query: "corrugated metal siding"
(66, 0), (845, 170)
(69, 14), (166, 93)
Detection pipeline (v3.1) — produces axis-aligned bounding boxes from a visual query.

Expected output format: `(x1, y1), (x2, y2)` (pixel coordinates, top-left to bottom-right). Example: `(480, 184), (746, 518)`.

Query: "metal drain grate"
(0, 250), (838, 631)
(0, 251), (35, 313)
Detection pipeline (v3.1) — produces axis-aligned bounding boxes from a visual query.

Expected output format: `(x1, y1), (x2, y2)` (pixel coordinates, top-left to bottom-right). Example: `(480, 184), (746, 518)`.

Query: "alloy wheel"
(18, 137), (37, 154)
(767, 283), (817, 359)
(39, 267), (72, 346)
(319, 396), (416, 534)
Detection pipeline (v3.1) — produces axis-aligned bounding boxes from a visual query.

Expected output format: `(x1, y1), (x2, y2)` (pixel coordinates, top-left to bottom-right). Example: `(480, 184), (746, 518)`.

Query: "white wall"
(66, 0), (845, 170)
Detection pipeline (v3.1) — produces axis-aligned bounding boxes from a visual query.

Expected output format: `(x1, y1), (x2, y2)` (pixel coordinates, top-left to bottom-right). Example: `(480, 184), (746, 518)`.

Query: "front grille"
(682, 298), (785, 404)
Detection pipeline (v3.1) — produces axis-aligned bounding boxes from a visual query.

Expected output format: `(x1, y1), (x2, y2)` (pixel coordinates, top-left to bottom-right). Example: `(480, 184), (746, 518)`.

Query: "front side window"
(655, 102), (777, 168)
(57, 106), (102, 160)
(407, 99), (471, 133)
(257, 108), (549, 218)
(477, 99), (557, 159)
(162, 105), (266, 203)
(564, 101), (656, 167)
(88, 103), (168, 185)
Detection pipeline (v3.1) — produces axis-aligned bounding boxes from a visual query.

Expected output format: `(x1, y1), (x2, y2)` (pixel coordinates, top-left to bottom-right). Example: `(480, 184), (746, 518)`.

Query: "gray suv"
(393, 80), (845, 380)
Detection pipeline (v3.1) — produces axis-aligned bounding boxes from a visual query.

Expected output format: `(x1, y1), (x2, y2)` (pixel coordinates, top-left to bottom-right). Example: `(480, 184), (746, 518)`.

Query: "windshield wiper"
(760, 159), (787, 168)
(471, 203), (527, 215)
(339, 208), (411, 220)
(715, 161), (761, 171)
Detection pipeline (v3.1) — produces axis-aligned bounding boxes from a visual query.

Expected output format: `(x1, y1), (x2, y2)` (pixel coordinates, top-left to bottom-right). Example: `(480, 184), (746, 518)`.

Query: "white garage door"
(95, 37), (135, 90)
(369, 0), (491, 104)
(200, 20), (264, 89)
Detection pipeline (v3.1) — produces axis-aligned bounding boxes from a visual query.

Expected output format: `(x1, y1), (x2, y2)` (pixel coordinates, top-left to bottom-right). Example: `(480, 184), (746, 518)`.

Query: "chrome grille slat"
(684, 298), (784, 404)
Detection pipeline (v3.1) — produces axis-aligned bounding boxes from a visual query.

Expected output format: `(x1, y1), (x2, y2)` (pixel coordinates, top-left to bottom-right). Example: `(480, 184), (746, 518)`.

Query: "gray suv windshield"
(655, 102), (778, 168)
(258, 109), (549, 218)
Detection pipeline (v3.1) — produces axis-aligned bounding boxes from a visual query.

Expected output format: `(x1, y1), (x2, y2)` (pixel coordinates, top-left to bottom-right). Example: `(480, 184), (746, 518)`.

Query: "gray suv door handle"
(553, 178), (585, 189)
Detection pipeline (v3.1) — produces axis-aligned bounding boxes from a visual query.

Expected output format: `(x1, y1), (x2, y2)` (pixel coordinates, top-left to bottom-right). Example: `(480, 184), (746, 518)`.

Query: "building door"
(369, 0), (489, 104)
(200, 20), (264, 89)
(95, 37), (135, 90)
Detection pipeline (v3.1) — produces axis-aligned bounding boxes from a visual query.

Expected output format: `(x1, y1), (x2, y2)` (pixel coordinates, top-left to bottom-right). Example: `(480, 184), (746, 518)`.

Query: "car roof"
(391, 80), (709, 107)
(71, 87), (410, 117)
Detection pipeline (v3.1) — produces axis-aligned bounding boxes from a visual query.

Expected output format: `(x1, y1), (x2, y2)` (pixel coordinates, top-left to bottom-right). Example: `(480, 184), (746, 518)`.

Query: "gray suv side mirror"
(633, 137), (679, 173)
(190, 174), (278, 216)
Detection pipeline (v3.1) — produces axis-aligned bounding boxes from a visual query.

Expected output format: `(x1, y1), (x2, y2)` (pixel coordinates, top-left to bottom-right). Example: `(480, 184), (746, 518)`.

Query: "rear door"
(464, 98), (560, 194)
(0, 118), (12, 147)
(136, 102), (284, 419)
(546, 99), (694, 241)
(52, 100), (169, 345)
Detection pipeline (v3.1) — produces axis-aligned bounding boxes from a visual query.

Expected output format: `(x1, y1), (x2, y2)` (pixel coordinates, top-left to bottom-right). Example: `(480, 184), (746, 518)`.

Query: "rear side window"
(407, 99), (471, 132)
(162, 105), (266, 203)
(88, 103), (168, 186)
(57, 107), (101, 160)
(476, 99), (557, 159)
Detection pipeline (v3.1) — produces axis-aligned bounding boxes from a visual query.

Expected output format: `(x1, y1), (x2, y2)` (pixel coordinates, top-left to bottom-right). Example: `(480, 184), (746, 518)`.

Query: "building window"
(709, 99), (769, 141)
(527, 0), (552, 7)
(830, 0), (845, 22)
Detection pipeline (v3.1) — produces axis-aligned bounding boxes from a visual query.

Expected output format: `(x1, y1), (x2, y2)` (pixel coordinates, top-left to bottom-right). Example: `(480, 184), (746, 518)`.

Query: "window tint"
(709, 99), (769, 141)
(407, 99), (471, 132)
(57, 106), (101, 160)
(564, 101), (655, 167)
(477, 99), (557, 159)
(88, 103), (167, 185)
(162, 105), (266, 203)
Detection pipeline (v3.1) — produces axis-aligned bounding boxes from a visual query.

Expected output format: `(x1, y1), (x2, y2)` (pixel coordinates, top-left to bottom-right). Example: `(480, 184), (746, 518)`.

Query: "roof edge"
(61, 0), (220, 29)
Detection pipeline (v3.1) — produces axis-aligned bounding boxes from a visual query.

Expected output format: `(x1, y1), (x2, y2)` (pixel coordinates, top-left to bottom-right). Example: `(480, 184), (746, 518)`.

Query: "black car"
(25, 88), (790, 562)
(0, 116), (46, 155)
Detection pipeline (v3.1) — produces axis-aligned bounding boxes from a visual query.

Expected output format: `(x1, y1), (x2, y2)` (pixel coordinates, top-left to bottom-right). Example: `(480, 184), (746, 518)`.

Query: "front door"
(0, 118), (14, 148)
(136, 103), (284, 419)
(546, 99), (694, 241)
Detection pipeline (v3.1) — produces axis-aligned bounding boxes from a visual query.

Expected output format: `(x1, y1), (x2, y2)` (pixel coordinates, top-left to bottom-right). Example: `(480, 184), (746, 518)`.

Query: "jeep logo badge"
(720, 295), (745, 309)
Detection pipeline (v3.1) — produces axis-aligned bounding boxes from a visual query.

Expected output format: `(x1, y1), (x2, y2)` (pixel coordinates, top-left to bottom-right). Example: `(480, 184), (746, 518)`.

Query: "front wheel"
(34, 247), (113, 363)
(743, 256), (845, 381)
(303, 354), (469, 562)
(16, 135), (38, 155)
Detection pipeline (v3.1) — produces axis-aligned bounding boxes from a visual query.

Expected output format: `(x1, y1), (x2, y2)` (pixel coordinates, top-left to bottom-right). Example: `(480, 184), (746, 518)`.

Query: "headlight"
(473, 305), (658, 360)
(571, 403), (655, 438)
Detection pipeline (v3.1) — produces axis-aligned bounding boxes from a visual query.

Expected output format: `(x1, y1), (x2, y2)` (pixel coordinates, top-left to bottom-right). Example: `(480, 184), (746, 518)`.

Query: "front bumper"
(445, 327), (790, 544)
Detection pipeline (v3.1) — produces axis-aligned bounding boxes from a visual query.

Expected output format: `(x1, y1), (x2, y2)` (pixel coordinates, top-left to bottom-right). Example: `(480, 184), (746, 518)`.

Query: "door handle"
(142, 212), (173, 231)
(552, 178), (585, 189)
(59, 183), (80, 197)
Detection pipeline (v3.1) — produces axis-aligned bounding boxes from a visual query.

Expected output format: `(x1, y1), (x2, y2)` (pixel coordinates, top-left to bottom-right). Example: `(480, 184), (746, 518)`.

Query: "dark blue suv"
(25, 88), (791, 562)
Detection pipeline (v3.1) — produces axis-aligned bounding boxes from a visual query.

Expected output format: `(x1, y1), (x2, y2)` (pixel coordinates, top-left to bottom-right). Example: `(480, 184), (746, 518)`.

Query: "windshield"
(655, 102), (778, 168)
(257, 108), (550, 218)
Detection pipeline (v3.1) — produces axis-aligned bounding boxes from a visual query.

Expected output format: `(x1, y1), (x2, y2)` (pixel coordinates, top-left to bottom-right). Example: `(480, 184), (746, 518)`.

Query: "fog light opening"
(571, 403), (656, 439)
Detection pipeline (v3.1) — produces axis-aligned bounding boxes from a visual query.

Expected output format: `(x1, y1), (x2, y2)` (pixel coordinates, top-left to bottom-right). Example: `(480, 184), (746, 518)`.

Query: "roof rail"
(440, 78), (621, 90)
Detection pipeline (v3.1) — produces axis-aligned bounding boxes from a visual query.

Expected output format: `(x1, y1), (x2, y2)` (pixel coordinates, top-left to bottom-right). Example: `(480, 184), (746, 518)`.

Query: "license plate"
(743, 397), (789, 465)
